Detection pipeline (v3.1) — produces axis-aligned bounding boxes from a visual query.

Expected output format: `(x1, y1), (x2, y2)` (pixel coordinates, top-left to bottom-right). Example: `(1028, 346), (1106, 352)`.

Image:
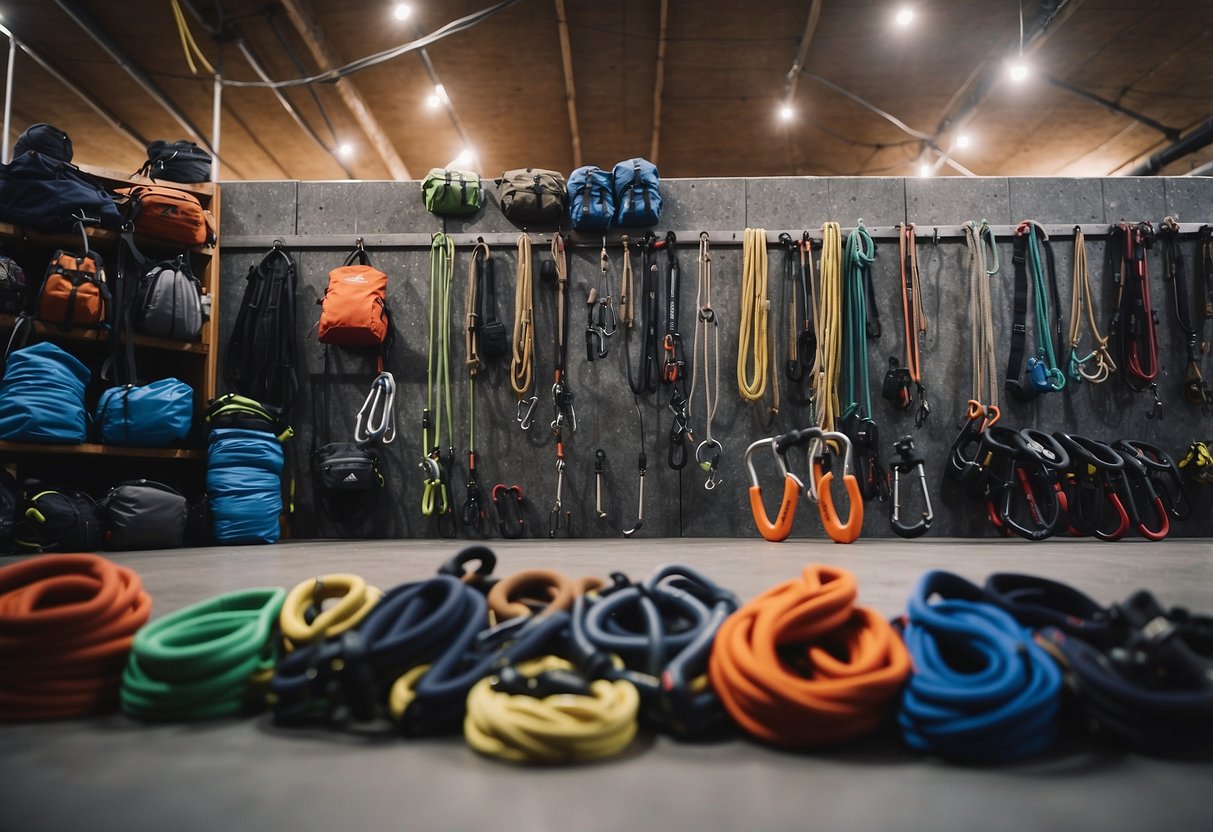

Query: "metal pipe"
(2, 33), (14, 163)
(211, 72), (221, 181)
(1123, 117), (1213, 176)
(1042, 73), (1179, 140)
(782, 0), (822, 103)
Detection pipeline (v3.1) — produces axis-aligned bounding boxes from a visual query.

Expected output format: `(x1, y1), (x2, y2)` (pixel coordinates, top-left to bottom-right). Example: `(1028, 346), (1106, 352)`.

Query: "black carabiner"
(492, 484), (527, 539)
(889, 435), (932, 539)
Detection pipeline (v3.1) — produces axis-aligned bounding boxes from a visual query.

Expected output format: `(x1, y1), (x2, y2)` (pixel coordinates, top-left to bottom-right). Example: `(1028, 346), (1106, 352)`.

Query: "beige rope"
(737, 228), (770, 403)
(510, 234), (534, 398)
(466, 241), (489, 378)
(814, 222), (843, 431)
(1069, 227), (1115, 383)
(689, 233), (720, 445)
(618, 235), (635, 329)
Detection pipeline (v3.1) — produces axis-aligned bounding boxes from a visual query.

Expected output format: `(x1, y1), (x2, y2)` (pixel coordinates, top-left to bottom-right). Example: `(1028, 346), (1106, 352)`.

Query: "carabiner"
(623, 452), (647, 537)
(744, 437), (801, 542)
(812, 430), (865, 544)
(355, 371), (396, 445)
(1113, 443), (1170, 541)
(516, 396), (538, 431)
(549, 456), (567, 539)
(889, 436), (932, 539)
(695, 438), (723, 491)
(594, 449), (607, 519)
(492, 484), (527, 539)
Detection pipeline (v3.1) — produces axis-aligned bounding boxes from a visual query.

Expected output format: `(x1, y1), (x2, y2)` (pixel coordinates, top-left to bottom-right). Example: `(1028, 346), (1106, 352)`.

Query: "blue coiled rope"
(898, 571), (1062, 762)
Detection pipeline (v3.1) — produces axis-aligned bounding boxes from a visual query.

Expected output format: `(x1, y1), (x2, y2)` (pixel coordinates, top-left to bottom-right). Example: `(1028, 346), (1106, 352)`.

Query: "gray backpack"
(134, 256), (204, 341)
(102, 479), (188, 550)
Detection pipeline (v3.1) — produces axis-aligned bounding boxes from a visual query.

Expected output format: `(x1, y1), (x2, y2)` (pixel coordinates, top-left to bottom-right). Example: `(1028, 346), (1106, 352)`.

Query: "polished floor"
(2, 538), (1212, 832)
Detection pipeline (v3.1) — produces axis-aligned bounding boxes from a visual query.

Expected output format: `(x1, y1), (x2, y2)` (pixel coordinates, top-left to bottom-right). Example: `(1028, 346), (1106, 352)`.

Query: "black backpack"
(137, 140), (212, 184)
(0, 254), (27, 315)
(134, 255), (204, 341)
(226, 243), (300, 414)
(14, 485), (105, 552)
(102, 479), (189, 550)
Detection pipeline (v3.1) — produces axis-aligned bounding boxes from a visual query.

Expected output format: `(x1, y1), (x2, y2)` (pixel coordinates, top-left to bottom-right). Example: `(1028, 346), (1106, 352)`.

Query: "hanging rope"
(1024, 221), (1065, 392)
(898, 223), (931, 425)
(463, 241), (491, 530)
(842, 223), (876, 419)
(689, 232), (722, 489)
(964, 220), (1001, 413)
(1067, 227), (1115, 384)
(814, 222), (844, 432)
(510, 233), (536, 427)
(422, 233), (455, 518)
(737, 228), (771, 406)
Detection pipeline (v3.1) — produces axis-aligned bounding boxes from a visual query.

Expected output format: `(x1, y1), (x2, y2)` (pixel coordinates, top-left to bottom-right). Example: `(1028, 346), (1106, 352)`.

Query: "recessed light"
(337, 143), (354, 159)
(955, 134), (972, 149)
(393, 4), (412, 21)
(1008, 61), (1029, 82)
(779, 104), (794, 121)
(449, 148), (476, 169)
(895, 7), (914, 26)
(918, 163), (932, 177)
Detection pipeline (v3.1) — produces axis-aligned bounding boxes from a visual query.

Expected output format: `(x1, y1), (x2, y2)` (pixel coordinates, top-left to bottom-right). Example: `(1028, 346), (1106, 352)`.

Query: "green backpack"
(422, 168), (482, 216)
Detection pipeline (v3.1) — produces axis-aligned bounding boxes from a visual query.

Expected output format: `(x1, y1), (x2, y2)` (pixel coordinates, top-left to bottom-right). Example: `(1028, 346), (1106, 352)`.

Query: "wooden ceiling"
(2, 0), (1210, 180)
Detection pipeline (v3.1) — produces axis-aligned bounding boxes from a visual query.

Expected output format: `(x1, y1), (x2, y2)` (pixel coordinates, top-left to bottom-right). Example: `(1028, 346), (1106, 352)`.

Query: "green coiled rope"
(842, 222), (876, 419)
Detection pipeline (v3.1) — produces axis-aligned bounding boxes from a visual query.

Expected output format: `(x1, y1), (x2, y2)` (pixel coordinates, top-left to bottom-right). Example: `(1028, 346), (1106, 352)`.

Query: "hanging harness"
(689, 232), (723, 490)
(1109, 221), (1162, 416)
(1067, 227), (1116, 384)
(421, 233), (455, 530)
(510, 233), (538, 429)
(1160, 217), (1212, 407)
(840, 222), (887, 502)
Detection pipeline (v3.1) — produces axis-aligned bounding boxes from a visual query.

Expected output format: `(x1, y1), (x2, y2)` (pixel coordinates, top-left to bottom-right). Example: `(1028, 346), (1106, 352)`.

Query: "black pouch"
(314, 442), (382, 494)
(102, 479), (188, 551)
(14, 485), (104, 552)
(479, 320), (509, 359)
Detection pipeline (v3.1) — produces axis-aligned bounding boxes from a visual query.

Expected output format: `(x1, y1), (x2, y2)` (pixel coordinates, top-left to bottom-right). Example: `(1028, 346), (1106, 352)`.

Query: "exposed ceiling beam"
(278, 0), (411, 179)
(553, 0), (581, 168)
(1042, 73), (1179, 141)
(650, 0), (668, 164)
(413, 43), (475, 166)
(52, 0), (243, 176)
(782, 0), (823, 103)
(1121, 116), (1213, 176)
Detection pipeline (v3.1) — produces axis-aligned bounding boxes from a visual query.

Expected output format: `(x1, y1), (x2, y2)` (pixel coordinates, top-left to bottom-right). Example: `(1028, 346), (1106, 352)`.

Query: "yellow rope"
(279, 574), (382, 652)
(737, 228), (769, 403)
(170, 0), (215, 75)
(464, 656), (639, 764)
(814, 222), (844, 431)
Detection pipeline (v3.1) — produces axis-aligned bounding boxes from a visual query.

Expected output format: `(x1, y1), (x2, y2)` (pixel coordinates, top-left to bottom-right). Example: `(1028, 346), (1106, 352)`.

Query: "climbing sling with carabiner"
(1160, 217), (1212, 407)
(421, 233), (455, 530)
(1067, 227), (1115, 384)
(689, 232), (723, 490)
(1006, 220), (1065, 400)
(547, 233), (575, 537)
(585, 238), (617, 361)
(884, 223), (930, 424)
(781, 232), (817, 395)
(462, 240), (492, 535)
(841, 222), (887, 502)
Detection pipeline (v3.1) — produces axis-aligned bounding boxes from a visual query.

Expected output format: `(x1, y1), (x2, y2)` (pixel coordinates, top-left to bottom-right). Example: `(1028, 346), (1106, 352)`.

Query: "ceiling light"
(955, 134), (972, 149)
(393, 4), (412, 21)
(425, 93), (441, 110)
(895, 7), (914, 26)
(449, 148), (476, 169)
(779, 104), (794, 121)
(336, 143), (354, 159)
(917, 163), (932, 177)
(1008, 61), (1030, 82)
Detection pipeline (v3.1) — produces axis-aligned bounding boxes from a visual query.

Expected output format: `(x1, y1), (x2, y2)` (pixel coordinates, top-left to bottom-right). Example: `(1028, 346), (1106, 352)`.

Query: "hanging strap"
(1067, 227), (1115, 384)
(463, 242), (490, 533)
(842, 223), (876, 419)
(550, 233), (576, 434)
(1199, 225), (1213, 353)
(422, 233), (455, 519)
(1160, 217), (1211, 406)
(625, 233), (660, 396)
(1110, 222), (1160, 407)
(689, 233), (722, 489)
(964, 220), (1000, 413)
(898, 223), (930, 424)
(619, 235), (635, 329)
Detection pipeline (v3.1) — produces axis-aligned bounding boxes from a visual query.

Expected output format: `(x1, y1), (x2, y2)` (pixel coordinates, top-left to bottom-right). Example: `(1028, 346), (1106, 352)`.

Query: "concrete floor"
(2, 538), (1212, 832)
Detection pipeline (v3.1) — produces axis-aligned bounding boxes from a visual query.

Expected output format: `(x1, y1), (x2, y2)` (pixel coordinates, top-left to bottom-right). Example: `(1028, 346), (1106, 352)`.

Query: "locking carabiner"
(811, 430), (865, 544)
(695, 438), (723, 491)
(744, 436), (803, 542)
(889, 435), (932, 539)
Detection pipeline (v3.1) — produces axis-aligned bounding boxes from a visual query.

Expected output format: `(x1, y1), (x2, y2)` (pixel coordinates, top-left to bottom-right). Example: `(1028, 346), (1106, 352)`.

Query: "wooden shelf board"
(0, 440), (203, 460)
(0, 314), (209, 354)
(77, 163), (216, 199)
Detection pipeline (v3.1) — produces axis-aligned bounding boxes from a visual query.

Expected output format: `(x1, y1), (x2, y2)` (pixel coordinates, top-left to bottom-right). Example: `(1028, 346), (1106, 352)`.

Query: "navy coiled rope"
(570, 564), (739, 737)
(898, 571), (1062, 762)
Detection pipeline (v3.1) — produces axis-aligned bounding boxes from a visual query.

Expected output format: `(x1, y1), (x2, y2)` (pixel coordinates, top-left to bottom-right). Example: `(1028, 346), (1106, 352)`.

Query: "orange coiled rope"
(709, 564), (909, 747)
(0, 554), (151, 719)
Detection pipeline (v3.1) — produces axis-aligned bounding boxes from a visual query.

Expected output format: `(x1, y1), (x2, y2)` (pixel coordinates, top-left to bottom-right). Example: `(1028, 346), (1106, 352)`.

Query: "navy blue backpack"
(0, 151), (121, 233)
(0, 337), (89, 444)
(613, 158), (661, 227)
(568, 166), (616, 232)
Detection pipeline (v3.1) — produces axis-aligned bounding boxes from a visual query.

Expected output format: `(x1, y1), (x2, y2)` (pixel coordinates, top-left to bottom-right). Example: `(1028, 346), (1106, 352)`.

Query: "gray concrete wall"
(218, 176), (1213, 540)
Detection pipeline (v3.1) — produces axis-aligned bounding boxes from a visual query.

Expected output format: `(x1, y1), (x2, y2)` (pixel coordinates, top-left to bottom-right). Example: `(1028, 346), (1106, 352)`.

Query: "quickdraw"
(841, 222), (888, 502)
(1160, 217), (1212, 407)
(421, 233), (455, 530)
(689, 232), (723, 490)
(1006, 220), (1065, 400)
(890, 435), (932, 539)
(625, 232), (661, 396)
(584, 237), (618, 361)
(510, 233), (538, 429)
(492, 484), (527, 539)
(1067, 227), (1115, 384)
(658, 232), (691, 469)
(885, 223), (930, 425)
(1109, 221), (1162, 417)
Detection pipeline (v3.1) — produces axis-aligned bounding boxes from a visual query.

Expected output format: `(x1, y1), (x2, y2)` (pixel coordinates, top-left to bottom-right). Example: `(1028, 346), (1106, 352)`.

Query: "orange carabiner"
(812, 431), (865, 544)
(745, 438), (802, 542)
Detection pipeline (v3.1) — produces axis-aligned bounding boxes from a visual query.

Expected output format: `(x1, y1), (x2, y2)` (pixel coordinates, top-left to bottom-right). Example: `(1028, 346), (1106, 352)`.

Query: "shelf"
(77, 163), (216, 200)
(0, 440), (203, 460)
(0, 221), (214, 257)
(0, 314), (209, 354)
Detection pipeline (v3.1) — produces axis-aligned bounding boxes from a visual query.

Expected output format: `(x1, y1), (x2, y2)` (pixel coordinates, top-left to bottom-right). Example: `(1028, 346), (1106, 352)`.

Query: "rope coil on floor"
(709, 564), (909, 748)
(464, 655), (640, 764)
(487, 569), (604, 624)
(897, 571), (1062, 762)
(0, 554), (151, 720)
(121, 587), (285, 721)
(279, 573), (383, 651)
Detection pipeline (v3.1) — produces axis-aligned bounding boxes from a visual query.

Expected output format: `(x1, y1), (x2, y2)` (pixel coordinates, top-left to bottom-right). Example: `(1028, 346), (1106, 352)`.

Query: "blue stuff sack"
(0, 341), (89, 443)
(568, 165), (615, 232)
(612, 158), (661, 228)
(207, 427), (283, 544)
(95, 378), (194, 447)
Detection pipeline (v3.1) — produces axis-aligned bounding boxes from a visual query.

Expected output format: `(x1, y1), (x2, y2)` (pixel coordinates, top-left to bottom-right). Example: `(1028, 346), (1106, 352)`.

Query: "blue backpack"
(0, 339), (89, 444)
(0, 151), (121, 233)
(95, 378), (194, 447)
(613, 158), (661, 227)
(568, 166), (616, 231)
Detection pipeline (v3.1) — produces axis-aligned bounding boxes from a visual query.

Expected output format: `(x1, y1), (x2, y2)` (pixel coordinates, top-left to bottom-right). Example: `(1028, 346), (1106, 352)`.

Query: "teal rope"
(843, 224), (876, 418)
(1025, 224), (1065, 391)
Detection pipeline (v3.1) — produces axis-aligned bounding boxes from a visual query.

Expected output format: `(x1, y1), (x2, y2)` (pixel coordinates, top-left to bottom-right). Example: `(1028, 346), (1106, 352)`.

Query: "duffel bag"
(422, 168), (481, 216)
(14, 486), (105, 552)
(568, 165), (615, 232)
(498, 168), (566, 228)
(102, 479), (188, 551)
(0, 340), (89, 444)
(207, 428), (283, 544)
(116, 185), (213, 247)
(138, 140), (212, 184)
(0, 151), (121, 233)
(134, 256), (204, 341)
(613, 157), (662, 227)
(95, 378), (193, 447)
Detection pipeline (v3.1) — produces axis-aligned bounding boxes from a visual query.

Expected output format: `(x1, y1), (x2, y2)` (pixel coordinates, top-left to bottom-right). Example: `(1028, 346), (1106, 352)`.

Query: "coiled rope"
(279, 573), (382, 651)
(737, 227), (772, 408)
(814, 223), (844, 431)
(510, 233), (535, 400)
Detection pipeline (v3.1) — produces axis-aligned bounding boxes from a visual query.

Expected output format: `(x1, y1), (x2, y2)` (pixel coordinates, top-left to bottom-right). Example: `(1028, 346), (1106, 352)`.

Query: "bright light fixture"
(895, 7), (914, 26)
(449, 148), (476, 169)
(425, 94), (441, 110)
(779, 104), (794, 121)
(336, 143), (354, 159)
(393, 4), (412, 21)
(955, 134), (972, 149)
(917, 163), (932, 177)
(1008, 61), (1029, 82)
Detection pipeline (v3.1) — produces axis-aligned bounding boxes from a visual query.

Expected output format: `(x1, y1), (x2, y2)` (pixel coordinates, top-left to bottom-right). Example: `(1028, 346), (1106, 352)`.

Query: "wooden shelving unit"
(0, 440), (203, 460)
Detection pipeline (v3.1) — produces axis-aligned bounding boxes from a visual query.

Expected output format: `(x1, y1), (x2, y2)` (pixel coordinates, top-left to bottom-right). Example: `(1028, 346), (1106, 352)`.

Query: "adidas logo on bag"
(343, 472), (360, 483)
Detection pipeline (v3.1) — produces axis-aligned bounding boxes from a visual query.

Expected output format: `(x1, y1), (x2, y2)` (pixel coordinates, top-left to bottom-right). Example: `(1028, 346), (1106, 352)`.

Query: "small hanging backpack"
(568, 166), (616, 232)
(318, 241), (393, 366)
(613, 158), (662, 227)
(134, 255), (205, 341)
(225, 242), (300, 414)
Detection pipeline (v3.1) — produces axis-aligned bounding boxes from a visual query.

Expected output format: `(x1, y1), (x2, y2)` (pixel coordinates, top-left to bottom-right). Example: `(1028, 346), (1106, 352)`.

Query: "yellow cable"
(279, 574), (382, 652)
(814, 222), (844, 431)
(169, 0), (215, 75)
(464, 656), (639, 764)
(737, 227), (769, 402)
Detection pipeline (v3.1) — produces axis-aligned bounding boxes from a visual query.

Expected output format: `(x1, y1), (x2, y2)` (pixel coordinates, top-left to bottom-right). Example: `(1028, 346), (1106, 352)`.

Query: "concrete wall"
(218, 176), (1213, 540)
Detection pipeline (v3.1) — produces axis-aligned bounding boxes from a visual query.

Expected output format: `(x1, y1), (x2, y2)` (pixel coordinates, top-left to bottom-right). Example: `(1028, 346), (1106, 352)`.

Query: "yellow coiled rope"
(814, 222), (844, 431)
(279, 574), (382, 652)
(738, 227), (772, 406)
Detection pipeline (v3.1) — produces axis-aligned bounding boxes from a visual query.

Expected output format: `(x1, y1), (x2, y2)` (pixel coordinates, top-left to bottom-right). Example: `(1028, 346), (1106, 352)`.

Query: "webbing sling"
(814, 223), (844, 431)
(421, 233), (455, 524)
(737, 228), (774, 410)
(570, 565), (739, 737)
(689, 232), (723, 489)
(963, 219), (1000, 420)
(897, 571), (1061, 763)
(1109, 221), (1161, 412)
(0, 554), (151, 720)
(625, 233), (660, 396)
(660, 232), (692, 469)
(709, 564), (909, 748)
(1160, 217), (1212, 406)
(1067, 227), (1115, 384)
(510, 233), (537, 428)
(1006, 220), (1064, 400)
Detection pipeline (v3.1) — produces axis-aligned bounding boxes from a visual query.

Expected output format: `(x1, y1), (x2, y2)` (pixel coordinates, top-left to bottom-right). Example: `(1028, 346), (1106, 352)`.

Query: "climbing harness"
(421, 233), (455, 529)
(1160, 217), (1212, 407)
(279, 574), (382, 652)
(622, 399), (647, 537)
(659, 232), (691, 469)
(689, 232), (723, 490)
(709, 564), (910, 749)
(510, 233), (538, 429)
(547, 235), (575, 538)
(354, 371), (396, 445)
(1067, 227), (1115, 384)
(462, 241), (492, 534)
(737, 227), (776, 413)
(585, 238), (618, 361)
(884, 223), (930, 424)
(841, 222), (888, 502)
(0, 554), (151, 720)
(570, 565), (740, 737)
(889, 435), (932, 539)
(625, 232), (661, 396)
(1109, 221), (1161, 416)
(1006, 220), (1065, 400)
(814, 222), (844, 431)
(492, 484), (527, 539)
(897, 571), (1062, 763)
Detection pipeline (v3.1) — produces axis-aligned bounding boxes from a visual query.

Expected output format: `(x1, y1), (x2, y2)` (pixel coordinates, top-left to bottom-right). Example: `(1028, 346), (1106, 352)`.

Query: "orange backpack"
(37, 248), (109, 329)
(318, 243), (392, 354)
(116, 185), (214, 246)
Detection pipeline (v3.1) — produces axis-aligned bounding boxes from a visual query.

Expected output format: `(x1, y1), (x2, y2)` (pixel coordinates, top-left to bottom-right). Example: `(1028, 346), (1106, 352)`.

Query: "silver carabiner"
(516, 396), (538, 430)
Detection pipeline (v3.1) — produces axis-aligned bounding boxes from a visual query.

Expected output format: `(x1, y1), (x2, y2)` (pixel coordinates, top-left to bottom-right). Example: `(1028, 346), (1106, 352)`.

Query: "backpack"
(14, 123), (73, 163)
(115, 185), (213, 247)
(422, 168), (481, 216)
(225, 243), (300, 414)
(37, 247), (109, 329)
(498, 168), (566, 227)
(0, 151), (121, 233)
(137, 140), (211, 184)
(568, 166), (615, 232)
(134, 255), (204, 341)
(318, 244), (393, 355)
(13, 485), (105, 552)
(613, 157), (662, 227)
(94, 378), (194, 447)
(204, 393), (293, 440)
(0, 338), (90, 444)
(0, 254), (27, 314)
(102, 479), (189, 550)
